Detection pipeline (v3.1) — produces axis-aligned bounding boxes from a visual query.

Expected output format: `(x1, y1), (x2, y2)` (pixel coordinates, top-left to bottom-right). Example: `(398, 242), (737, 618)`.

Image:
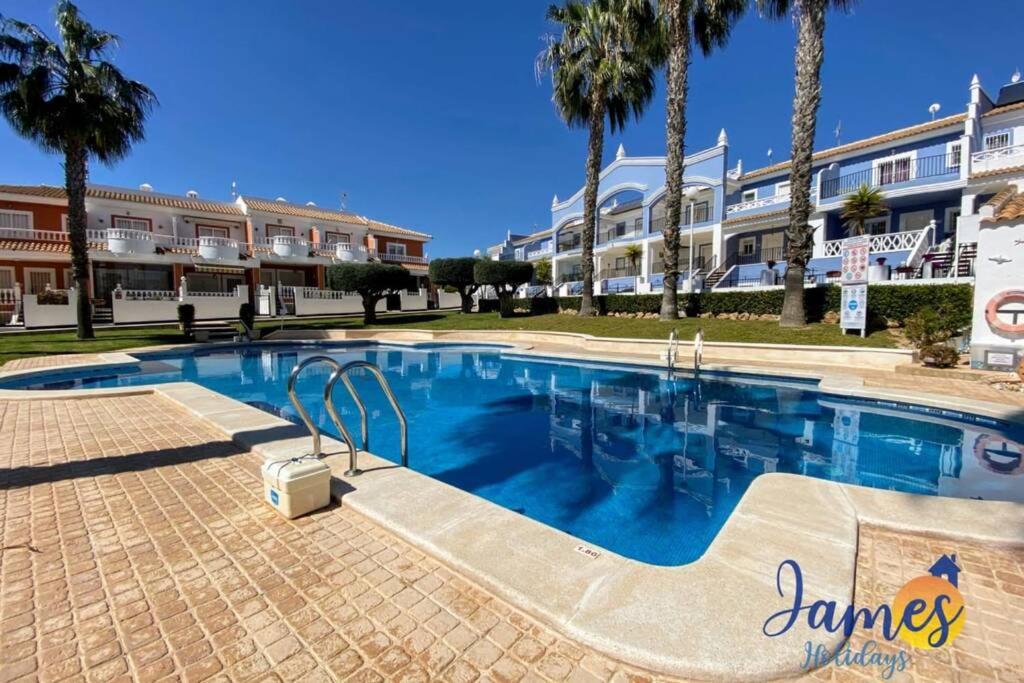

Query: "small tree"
(177, 303), (195, 338)
(474, 260), (533, 318)
(841, 184), (888, 236)
(624, 243), (642, 293)
(429, 257), (479, 314)
(534, 257), (553, 286)
(326, 263), (410, 324)
(905, 306), (961, 368)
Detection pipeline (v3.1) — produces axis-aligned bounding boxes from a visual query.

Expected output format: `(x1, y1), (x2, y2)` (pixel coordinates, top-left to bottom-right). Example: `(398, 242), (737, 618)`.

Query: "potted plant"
(875, 257), (887, 266)
(177, 303), (195, 339)
(870, 256), (891, 281)
(905, 307), (960, 368)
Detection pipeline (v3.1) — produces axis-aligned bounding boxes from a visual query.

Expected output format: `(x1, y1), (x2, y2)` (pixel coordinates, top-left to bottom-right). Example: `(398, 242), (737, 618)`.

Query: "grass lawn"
(268, 312), (896, 347)
(0, 311), (895, 366)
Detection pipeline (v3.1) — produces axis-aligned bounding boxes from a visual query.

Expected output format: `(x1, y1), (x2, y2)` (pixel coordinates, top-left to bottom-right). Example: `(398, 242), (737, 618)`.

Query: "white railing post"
(179, 275), (187, 301)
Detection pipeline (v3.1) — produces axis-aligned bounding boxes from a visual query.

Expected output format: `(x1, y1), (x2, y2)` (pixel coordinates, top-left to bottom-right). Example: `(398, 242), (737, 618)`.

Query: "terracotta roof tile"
(364, 218), (430, 239)
(0, 184), (244, 216)
(242, 196), (369, 225)
(983, 100), (1024, 117)
(981, 187), (1024, 223)
(970, 164), (1024, 180)
(722, 207), (789, 227)
(0, 238), (105, 253)
(740, 114), (966, 181)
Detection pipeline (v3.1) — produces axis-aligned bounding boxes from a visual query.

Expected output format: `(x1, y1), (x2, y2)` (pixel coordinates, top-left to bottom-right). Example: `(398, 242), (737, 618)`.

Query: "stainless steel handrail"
(667, 329), (678, 375)
(325, 360), (408, 475)
(286, 355), (359, 460)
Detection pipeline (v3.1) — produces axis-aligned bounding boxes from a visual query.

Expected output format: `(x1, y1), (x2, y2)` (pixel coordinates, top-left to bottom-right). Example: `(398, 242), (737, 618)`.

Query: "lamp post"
(684, 186), (700, 291)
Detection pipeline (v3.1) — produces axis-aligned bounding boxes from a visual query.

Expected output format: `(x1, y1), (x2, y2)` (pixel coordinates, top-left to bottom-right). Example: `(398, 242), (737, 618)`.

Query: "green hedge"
(555, 283), (972, 325)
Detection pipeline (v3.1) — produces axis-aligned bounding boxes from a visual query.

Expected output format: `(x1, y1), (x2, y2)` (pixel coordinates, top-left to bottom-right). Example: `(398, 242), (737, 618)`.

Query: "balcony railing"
(597, 227), (641, 245)
(598, 266), (640, 280)
(820, 152), (960, 200)
(525, 242), (553, 259)
(370, 249), (428, 264)
(735, 246), (786, 265)
(821, 229), (924, 257)
(557, 234), (583, 253)
(726, 194), (789, 215)
(651, 255), (712, 275)
(650, 205), (713, 233)
(971, 143), (1024, 175)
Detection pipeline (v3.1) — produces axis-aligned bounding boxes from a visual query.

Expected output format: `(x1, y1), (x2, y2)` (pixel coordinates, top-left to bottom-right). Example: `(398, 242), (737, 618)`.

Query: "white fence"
(438, 291), (462, 309)
(23, 288), (80, 329)
(112, 279), (249, 323)
(265, 286), (386, 317)
(399, 289), (428, 311)
(820, 228), (926, 257)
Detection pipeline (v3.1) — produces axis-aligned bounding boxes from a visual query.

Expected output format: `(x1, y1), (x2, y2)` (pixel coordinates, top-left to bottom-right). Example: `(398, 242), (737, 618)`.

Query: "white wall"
(248, 211), (367, 245)
(400, 289), (428, 311)
(112, 286), (249, 323)
(23, 289), (80, 329)
(438, 291), (462, 309)
(292, 289), (385, 316)
(970, 214), (1024, 369)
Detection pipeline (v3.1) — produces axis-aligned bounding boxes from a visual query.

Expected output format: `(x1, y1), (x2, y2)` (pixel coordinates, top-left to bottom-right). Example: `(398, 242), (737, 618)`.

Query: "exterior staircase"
(703, 254), (736, 290)
(956, 242), (977, 277)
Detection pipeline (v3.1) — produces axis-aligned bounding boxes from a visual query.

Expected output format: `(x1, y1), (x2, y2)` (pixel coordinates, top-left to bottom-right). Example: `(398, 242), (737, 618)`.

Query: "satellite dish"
(928, 103), (941, 120)
(473, 249), (481, 258)
(1012, 69), (1022, 84)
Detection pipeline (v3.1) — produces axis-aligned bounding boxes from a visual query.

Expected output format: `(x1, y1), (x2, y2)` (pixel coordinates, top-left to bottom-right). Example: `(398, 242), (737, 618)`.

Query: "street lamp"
(684, 186), (700, 291)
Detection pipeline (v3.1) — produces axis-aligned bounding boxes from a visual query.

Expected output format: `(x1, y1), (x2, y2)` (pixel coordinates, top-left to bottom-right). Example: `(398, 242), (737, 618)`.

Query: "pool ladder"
(667, 329), (679, 375)
(286, 355), (408, 476)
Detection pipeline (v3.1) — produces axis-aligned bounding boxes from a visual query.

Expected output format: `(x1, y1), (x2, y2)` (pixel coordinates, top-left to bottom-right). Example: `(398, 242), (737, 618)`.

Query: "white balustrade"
(107, 227), (160, 255)
(269, 235), (308, 258)
(821, 229), (925, 257)
(198, 235), (240, 260)
(369, 249), (428, 264)
(725, 194), (790, 215)
(970, 144), (1024, 174)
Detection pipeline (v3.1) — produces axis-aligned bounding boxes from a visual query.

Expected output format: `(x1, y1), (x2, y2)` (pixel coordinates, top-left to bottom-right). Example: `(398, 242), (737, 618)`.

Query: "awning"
(193, 264), (246, 275)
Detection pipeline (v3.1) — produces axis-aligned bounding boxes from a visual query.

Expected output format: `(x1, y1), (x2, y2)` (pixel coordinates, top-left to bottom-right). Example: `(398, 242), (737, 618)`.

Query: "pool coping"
(2, 340), (1023, 680)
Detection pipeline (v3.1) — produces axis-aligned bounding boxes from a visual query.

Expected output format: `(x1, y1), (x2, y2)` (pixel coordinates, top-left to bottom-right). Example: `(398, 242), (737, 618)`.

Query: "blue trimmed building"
(490, 71), (1024, 297)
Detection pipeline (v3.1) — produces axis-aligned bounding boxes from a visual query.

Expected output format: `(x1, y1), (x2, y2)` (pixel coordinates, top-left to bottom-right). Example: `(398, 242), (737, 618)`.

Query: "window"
(984, 131), (1011, 150)
(875, 154), (913, 185)
(615, 221), (626, 237)
(0, 210), (32, 230)
(197, 225), (229, 238)
(947, 142), (962, 173)
(899, 210), (933, 232)
(634, 217), (643, 232)
(775, 181), (791, 197)
(741, 189), (757, 203)
(614, 257), (626, 270)
(738, 236), (756, 256)
(112, 215), (151, 232)
(514, 247), (525, 261)
(323, 231), (350, 245)
(386, 242), (407, 256)
(944, 207), (961, 239)
(266, 225), (295, 238)
(0, 267), (14, 290)
(684, 201), (710, 224)
(865, 217), (889, 235)
(25, 268), (55, 294)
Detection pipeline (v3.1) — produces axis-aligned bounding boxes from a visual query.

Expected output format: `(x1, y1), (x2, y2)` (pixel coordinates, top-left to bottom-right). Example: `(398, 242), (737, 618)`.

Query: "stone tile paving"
(1, 392), (1022, 682)
(810, 525), (1024, 682)
(0, 394), (686, 682)
(1, 354), (109, 372)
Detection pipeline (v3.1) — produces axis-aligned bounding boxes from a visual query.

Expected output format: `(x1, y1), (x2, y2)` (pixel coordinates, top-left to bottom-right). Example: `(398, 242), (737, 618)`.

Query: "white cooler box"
(261, 457), (332, 519)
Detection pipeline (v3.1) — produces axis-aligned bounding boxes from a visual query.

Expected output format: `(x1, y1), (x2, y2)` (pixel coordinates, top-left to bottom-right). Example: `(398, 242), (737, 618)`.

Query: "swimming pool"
(5, 342), (1022, 565)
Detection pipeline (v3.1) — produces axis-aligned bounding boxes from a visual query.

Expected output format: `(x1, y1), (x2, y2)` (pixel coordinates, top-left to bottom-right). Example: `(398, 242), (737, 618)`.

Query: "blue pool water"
(5, 342), (1023, 566)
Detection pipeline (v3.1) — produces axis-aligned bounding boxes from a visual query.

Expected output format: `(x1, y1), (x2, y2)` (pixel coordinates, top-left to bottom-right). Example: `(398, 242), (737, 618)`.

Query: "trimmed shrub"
(478, 298), (501, 313)
(529, 297), (559, 315)
(326, 262), (410, 324)
(177, 303), (195, 337)
(549, 283), (971, 325)
(429, 257), (480, 313)
(474, 260), (534, 318)
(238, 302), (255, 330)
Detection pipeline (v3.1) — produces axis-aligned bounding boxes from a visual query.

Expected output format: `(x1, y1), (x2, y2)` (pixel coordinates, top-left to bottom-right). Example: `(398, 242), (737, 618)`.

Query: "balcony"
(525, 243), (553, 259)
(971, 144), (1024, 175)
(819, 152), (960, 200)
(726, 193), (789, 216)
(370, 249), (428, 265)
(557, 233), (583, 253)
(650, 204), (713, 233)
(819, 229), (926, 257)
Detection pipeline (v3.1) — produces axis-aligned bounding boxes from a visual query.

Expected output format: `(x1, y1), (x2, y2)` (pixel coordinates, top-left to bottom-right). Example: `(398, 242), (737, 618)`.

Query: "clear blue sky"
(1, 1), (1022, 256)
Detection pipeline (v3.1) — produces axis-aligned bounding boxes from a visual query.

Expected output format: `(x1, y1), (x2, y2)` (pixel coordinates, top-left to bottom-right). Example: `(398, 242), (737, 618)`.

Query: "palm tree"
(538, 0), (663, 316)
(758, 0), (854, 327)
(624, 243), (642, 292)
(841, 183), (887, 236)
(659, 0), (746, 320)
(0, 1), (156, 339)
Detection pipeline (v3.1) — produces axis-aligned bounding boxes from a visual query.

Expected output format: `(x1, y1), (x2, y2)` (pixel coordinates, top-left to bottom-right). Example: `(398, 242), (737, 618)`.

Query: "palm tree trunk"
(64, 140), (94, 340)
(579, 88), (606, 317)
(780, 0), (826, 328)
(661, 3), (690, 320)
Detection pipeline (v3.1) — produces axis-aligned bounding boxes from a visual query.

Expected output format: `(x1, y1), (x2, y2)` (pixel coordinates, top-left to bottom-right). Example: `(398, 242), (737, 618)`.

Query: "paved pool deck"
(1, 343), (1023, 681)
